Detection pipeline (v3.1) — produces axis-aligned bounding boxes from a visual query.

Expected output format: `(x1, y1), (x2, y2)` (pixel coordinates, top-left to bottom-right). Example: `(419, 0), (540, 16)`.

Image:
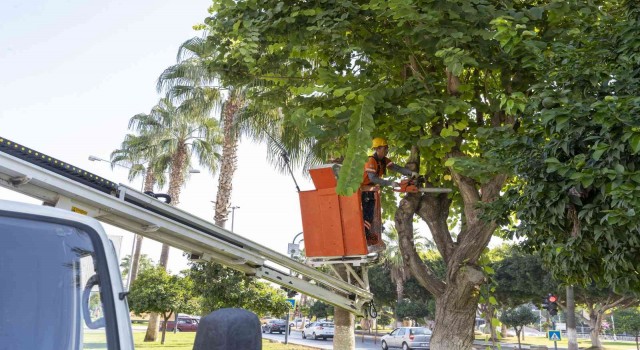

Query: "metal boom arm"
(0, 136), (372, 315)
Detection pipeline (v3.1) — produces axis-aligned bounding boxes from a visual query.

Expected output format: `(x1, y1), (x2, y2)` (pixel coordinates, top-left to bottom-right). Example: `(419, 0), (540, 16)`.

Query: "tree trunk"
(160, 315), (168, 345)
(395, 278), (405, 326)
(159, 244), (170, 268)
(130, 169), (155, 285)
(334, 307), (355, 350)
(144, 313), (160, 342)
(566, 285), (578, 350)
(588, 310), (604, 349)
(332, 265), (356, 350)
(147, 152), (186, 341)
(129, 234), (144, 283)
(213, 91), (241, 228)
(480, 303), (498, 342)
(430, 275), (481, 350)
(516, 328), (522, 349)
(392, 132), (507, 350)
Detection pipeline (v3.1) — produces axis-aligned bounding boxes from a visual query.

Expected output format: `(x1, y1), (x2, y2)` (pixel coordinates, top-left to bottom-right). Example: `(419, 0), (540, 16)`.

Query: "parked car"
(260, 316), (276, 325)
(289, 318), (306, 328)
(262, 319), (287, 334)
(302, 322), (335, 340)
(381, 327), (432, 350)
(159, 317), (199, 332)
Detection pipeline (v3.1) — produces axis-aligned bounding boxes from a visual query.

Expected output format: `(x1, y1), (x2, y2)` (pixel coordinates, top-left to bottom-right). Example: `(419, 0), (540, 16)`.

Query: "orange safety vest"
(361, 155), (391, 186)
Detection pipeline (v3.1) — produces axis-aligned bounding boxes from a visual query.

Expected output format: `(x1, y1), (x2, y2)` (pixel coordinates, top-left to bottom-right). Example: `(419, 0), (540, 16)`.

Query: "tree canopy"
(187, 261), (289, 317)
(127, 267), (198, 344)
(195, 0), (640, 348)
(499, 304), (540, 349)
(495, 0), (640, 291)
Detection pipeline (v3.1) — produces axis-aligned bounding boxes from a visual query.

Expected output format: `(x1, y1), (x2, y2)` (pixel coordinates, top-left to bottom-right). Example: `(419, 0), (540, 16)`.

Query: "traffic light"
(548, 294), (558, 316)
(542, 293), (559, 316)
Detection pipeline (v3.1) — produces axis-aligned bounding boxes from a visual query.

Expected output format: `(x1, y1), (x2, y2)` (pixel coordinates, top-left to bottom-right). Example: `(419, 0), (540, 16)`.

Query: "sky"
(0, 0), (314, 275)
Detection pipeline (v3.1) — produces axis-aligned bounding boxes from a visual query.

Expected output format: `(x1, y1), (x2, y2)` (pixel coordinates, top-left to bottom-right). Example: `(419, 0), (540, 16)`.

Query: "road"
(262, 330), (385, 350)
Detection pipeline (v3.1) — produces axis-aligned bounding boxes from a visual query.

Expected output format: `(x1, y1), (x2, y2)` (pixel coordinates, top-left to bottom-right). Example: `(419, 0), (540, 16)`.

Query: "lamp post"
(230, 206), (240, 232)
(284, 232), (304, 345)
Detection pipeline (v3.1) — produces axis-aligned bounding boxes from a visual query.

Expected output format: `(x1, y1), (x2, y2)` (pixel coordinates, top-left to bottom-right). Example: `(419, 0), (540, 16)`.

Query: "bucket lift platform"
(299, 164), (381, 264)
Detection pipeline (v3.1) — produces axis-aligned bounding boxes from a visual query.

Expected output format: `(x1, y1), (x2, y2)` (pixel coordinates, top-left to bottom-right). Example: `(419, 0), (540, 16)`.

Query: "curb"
(266, 338), (326, 349)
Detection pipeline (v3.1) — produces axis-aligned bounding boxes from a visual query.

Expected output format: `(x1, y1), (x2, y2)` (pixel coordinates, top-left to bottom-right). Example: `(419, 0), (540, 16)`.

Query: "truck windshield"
(0, 215), (110, 349)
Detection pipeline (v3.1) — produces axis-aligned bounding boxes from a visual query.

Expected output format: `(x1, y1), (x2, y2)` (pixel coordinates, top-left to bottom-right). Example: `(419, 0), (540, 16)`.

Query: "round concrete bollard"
(193, 308), (262, 350)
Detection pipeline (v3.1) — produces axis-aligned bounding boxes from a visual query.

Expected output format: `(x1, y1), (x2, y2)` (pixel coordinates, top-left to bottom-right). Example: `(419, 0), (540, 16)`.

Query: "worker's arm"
(388, 163), (417, 178)
(366, 172), (396, 187)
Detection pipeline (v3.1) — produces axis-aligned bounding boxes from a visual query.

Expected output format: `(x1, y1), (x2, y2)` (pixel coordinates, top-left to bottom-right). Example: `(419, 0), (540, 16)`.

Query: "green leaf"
(630, 134), (640, 154)
(592, 149), (606, 161)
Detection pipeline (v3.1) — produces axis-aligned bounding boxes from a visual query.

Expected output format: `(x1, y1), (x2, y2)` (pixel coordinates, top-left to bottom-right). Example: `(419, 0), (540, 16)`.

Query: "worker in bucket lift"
(361, 137), (418, 253)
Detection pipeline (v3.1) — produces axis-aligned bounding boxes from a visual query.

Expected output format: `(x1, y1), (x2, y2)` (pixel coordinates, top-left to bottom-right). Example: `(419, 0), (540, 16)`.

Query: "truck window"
(0, 215), (111, 350)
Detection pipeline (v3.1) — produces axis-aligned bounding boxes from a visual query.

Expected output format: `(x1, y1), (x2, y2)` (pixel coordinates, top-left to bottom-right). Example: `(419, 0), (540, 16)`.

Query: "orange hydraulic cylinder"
(299, 167), (368, 257)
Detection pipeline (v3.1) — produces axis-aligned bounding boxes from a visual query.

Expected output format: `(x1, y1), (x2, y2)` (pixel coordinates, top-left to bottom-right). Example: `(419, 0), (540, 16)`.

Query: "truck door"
(0, 210), (123, 349)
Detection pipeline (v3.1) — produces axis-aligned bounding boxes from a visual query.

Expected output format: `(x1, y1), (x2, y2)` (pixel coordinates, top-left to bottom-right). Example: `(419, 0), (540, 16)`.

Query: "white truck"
(0, 200), (134, 349)
(0, 136), (375, 349)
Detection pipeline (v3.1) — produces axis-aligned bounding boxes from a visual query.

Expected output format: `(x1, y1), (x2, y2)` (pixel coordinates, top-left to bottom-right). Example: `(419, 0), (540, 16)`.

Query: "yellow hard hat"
(371, 137), (388, 149)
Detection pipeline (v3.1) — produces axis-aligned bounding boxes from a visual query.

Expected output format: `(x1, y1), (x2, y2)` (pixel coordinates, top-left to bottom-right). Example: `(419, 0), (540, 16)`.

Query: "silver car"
(381, 327), (432, 350)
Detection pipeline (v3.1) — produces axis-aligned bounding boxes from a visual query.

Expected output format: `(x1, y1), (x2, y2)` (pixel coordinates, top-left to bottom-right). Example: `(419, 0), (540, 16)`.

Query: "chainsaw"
(394, 176), (452, 194)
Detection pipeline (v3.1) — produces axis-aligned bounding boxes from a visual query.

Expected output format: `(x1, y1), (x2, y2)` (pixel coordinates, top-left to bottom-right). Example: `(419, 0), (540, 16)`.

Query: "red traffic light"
(548, 295), (558, 303)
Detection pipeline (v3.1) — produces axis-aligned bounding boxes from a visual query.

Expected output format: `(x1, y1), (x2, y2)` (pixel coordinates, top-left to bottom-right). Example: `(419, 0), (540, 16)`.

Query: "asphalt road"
(262, 330), (386, 350)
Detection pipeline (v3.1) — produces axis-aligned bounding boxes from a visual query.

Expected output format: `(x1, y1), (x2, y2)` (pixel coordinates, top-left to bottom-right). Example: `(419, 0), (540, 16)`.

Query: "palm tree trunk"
(148, 156), (186, 342)
(130, 168), (155, 284)
(213, 91), (241, 227)
(159, 144), (187, 269)
(129, 234), (144, 283)
(332, 265), (356, 350)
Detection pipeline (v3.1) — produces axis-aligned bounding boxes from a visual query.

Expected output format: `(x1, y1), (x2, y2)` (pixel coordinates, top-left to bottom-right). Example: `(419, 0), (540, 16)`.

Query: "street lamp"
(230, 206), (240, 232)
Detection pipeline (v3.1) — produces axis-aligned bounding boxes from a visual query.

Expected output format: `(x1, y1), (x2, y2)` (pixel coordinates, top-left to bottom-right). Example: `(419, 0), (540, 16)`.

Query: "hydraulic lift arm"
(0, 136), (373, 316)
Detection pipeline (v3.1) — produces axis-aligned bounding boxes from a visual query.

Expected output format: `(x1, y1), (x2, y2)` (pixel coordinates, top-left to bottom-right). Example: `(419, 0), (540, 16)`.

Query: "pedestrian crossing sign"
(548, 330), (562, 341)
(285, 298), (296, 309)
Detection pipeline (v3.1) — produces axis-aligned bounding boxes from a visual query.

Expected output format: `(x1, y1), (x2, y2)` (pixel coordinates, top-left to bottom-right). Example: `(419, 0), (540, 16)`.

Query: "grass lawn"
(133, 332), (318, 350)
(476, 334), (638, 349)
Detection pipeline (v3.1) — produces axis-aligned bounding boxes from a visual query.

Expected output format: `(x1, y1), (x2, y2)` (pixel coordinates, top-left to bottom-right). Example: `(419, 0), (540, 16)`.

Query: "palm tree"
(124, 97), (221, 342)
(111, 133), (168, 285)
(129, 97), (221, 264)
(382, 225), (432, 326)
(157, 36), (240, 228)
(158, 36), (326, 228)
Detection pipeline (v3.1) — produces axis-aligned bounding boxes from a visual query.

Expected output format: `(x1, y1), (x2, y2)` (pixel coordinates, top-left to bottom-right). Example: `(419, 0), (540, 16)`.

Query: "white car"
(289, 318), (306, 328)
(302, 322), (334, 340)
(381, 327), (432, 350)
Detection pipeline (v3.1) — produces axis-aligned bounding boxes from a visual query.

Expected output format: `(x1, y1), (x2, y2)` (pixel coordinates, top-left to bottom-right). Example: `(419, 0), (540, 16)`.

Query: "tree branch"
(416, 193), (455, 263)
(451, 170), (480, 225)
(395, 194), (446, 297)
